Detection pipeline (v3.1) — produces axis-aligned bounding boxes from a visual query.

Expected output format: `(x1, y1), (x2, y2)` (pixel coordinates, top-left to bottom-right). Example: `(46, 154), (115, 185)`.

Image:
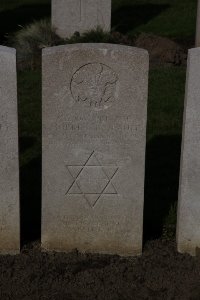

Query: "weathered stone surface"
(42, 44), (149, 256)
(0, 46), (20, 254)
(177, 47), (200, 256)
(196, 0), (200, 47)
(52, 0), (111, 38)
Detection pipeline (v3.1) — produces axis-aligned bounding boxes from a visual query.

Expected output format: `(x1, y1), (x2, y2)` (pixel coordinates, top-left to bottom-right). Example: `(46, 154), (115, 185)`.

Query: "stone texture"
(42, 43), (149, 256)
(196, 0), (200, 47)
(52, 0), (111, 38)
(177, 47), (200, 256)
(0, 46), (20, 254)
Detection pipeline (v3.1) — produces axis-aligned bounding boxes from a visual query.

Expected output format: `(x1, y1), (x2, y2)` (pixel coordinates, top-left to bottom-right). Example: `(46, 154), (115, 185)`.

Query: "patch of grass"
(147, 66), (186, 141)
(11, 19), (62, 69)
(112, 0), (197, 39)
(69, 27), (114, 44)
(18, 70), (41, 166)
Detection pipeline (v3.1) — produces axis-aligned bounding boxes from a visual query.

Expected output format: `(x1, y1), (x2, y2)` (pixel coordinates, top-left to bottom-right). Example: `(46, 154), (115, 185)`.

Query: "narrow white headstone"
(177, 47), (200, 256)
(42, 44), (149, 256)
(0, 46), (20, 254)
(52, 0), (111, 38)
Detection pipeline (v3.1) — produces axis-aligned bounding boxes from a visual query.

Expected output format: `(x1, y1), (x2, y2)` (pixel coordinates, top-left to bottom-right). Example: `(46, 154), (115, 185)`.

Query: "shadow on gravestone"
(20, 155), (41, 246)
(0, 4), (51, 43)
(112, 4), (170, 34)
(143, 135), (182, 241)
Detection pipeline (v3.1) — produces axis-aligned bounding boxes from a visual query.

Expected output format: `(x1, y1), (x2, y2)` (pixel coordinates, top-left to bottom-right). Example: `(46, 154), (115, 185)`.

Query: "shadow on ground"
(0, 4), (50, 43)
(144, 135), (182, 241)
(112, 4), (170, 34)
(20, 154), (41, 247)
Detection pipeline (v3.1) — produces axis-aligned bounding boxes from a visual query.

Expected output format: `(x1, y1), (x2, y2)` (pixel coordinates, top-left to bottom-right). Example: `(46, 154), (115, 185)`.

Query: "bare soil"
(135, 33), (188, 66)
(1, 239), (200, 300)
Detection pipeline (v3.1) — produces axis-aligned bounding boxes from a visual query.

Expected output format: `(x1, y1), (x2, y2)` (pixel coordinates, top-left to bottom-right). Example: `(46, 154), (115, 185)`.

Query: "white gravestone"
(42, 44), (149, 256)
(0, 46), (20, 254)
(177, 47), (200, 256)
(52, 0), (111, 38)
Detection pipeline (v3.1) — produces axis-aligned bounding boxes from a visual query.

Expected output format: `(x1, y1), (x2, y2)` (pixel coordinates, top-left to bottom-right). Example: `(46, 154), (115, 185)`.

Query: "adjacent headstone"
(0, 46), (20, 254)
(42, 44), (149, 256)
(177, 47), (200, 256)
(196, 0), (200, 47)
(52, 0), (111, 38)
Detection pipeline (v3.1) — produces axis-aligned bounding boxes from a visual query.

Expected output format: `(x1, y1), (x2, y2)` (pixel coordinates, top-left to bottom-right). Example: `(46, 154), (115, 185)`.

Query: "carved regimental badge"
(70, 63), (118, 110)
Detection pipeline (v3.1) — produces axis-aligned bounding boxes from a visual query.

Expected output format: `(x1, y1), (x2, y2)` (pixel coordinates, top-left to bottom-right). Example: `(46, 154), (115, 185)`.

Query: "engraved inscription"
(70, 63), (118, 110)
(66, 151), (119, 208)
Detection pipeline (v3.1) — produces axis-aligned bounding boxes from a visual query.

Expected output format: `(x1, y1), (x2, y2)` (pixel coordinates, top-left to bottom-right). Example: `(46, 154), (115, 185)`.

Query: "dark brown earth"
(135, 33), (188, 66)
(1, 239), (200, 300)
(111, 32), (189, 66)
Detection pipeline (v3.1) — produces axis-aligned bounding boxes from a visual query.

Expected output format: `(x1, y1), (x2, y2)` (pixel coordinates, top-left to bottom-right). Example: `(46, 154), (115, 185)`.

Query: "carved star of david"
(66, 151), (119, 208)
